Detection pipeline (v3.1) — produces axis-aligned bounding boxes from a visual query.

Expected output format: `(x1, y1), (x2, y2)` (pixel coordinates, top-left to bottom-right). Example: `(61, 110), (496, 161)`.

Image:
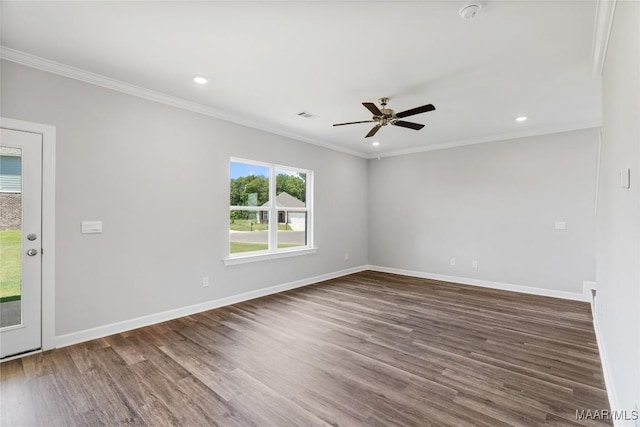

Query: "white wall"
(1, 60), (369, 337)
(597, 0), (640, 415)
(368, 129), (598, 295)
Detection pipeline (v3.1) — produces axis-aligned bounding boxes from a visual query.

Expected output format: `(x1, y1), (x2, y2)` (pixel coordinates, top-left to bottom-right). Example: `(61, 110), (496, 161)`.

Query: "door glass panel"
(0, 147), (22, 328)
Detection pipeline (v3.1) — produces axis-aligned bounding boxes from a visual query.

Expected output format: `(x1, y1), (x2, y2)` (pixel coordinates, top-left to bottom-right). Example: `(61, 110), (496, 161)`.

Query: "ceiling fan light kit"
(333, 97), (436, 138)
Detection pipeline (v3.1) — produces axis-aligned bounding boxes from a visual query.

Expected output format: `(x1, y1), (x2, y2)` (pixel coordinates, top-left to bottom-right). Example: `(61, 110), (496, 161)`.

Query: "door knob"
(27, 233), (38, 241)
(26, 248), (39, 256)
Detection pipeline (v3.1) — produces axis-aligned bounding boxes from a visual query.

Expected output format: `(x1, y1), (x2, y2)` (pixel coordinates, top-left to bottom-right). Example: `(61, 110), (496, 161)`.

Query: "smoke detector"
(459, 4), (481, 20)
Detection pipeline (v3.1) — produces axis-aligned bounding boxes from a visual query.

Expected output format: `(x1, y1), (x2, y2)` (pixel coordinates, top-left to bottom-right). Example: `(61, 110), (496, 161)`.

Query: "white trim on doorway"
(0, 117), (56, 351)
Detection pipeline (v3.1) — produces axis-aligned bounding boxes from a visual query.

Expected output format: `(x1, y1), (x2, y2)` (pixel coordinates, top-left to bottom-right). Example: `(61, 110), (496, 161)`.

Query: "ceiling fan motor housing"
(376, 98), (394, 123)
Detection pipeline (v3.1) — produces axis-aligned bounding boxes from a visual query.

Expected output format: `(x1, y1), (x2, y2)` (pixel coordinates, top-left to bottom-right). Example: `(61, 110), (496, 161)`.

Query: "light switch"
(620, 168), (631, 189)
(81, 221), (103, 234)
(555, 221), (566, 230)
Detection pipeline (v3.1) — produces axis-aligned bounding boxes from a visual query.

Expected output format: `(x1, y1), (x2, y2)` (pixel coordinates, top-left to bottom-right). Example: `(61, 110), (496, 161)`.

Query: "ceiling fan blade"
(396, 104), (435, 119)
(365, 125), (381, 138)
(362, 102), (383, 116)
(394, 120), (425, 130)
(333, 120), (377, 127)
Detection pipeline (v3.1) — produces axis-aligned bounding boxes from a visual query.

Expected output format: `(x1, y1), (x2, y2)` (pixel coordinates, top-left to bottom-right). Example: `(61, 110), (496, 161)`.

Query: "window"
(228, 158), (313, 261)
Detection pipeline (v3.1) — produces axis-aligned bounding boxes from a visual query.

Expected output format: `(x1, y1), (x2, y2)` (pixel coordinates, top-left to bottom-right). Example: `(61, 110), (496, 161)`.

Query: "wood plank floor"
(1, 271), (611, 426)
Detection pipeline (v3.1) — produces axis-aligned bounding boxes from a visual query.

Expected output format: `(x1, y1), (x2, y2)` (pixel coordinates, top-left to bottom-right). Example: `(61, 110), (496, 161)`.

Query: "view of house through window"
(229, 159), (311, 256)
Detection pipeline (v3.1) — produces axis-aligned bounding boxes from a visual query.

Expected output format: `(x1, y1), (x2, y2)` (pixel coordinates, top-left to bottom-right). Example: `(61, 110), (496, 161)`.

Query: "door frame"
(1, 117), (55, 352)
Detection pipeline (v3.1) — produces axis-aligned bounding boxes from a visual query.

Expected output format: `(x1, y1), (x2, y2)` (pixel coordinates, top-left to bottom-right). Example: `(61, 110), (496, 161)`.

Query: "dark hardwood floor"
(1, 271), (611, 426)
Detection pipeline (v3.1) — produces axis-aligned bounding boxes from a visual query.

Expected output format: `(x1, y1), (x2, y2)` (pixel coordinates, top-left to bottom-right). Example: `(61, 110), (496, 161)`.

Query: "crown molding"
(1, 47), (601, 161)
(0, 47), (368, 159)
(591, 0), (617, 76)
(368, 122), (602, 159)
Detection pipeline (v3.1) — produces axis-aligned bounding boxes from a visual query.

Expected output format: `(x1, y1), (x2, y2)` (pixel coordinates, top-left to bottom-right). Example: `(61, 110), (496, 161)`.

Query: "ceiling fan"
(333, 97), (436, 138)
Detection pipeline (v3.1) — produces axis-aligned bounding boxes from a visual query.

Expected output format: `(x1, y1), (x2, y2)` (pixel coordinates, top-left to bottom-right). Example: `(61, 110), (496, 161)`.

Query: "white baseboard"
(55, 265), (368, 349)
(367, 265), (588, 302)
(583, 280), (597, 303)
(0, 349), (42, 364)
(591, 301), (628, 426)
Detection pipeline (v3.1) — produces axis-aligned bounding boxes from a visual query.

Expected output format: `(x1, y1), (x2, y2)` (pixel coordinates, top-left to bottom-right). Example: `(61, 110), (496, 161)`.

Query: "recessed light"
(515, 116), (528, 122)
(372, 141), (380, 146)
(194, 76), (208, 85)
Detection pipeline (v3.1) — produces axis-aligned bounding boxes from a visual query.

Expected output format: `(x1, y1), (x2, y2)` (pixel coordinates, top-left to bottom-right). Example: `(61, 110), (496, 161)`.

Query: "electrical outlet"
(344, 252), (349, 260)
(202, 277), (209, 287)
(450, 258), (456, 266)
(472, 260), (478, 269)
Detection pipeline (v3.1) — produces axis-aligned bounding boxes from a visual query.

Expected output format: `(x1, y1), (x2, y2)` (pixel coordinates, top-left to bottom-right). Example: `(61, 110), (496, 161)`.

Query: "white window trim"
(225, 157), (315, 265)
(223, 247), (318, 266)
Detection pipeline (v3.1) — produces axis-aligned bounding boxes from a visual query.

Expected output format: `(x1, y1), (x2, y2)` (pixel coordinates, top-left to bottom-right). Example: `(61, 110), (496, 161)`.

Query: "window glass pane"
(230, 210), (268, 254)
(277, 211), (307, 249)
(230, 162), (270, 207)
(228, 159), (312, 258)
(1, 147), (23, 328)
(275, 169), (306, 208)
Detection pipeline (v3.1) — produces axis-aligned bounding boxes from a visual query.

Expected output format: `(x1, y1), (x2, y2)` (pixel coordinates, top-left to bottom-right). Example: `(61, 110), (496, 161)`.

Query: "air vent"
(297, 112), (317, 119)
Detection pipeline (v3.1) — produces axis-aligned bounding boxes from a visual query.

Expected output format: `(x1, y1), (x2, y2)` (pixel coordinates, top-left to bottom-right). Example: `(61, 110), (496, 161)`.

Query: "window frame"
(225, 157), (315, 265)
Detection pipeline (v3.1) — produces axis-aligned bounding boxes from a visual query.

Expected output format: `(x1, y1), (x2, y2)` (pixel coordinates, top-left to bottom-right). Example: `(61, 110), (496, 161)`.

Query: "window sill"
(223, 247), (318, 266)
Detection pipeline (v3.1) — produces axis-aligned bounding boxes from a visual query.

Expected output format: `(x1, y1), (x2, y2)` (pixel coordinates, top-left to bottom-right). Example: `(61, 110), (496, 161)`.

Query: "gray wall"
(5, 52), (632, 412)
(368, 128), (598, 294)
(1, 60), (369, 336)
(597, 1), (640, 413)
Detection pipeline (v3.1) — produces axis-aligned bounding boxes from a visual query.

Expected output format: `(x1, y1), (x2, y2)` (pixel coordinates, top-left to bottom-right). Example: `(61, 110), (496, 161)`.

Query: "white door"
(0, 128), (42, 358)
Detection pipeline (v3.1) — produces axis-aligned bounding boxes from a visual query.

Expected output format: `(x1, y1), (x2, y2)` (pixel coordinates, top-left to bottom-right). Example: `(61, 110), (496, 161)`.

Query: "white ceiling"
(1, 1), (600, 158)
